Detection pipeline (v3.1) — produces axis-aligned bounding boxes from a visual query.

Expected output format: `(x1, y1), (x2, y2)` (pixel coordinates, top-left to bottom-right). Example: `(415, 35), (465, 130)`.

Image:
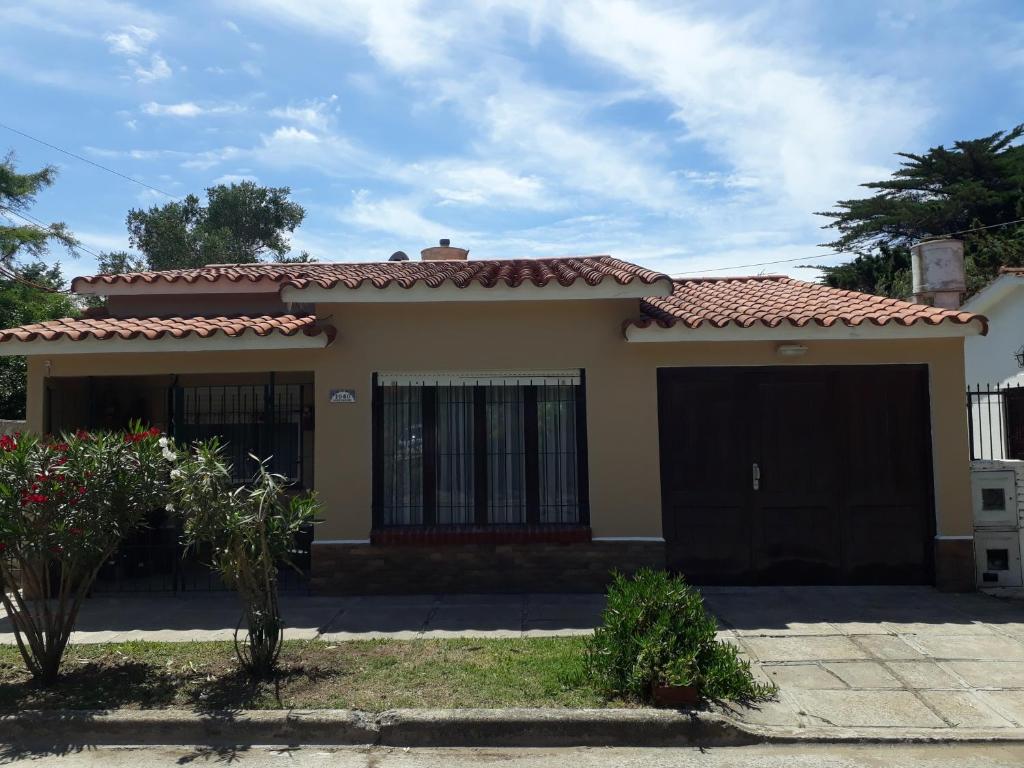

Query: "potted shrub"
(170, 439), (319, 678)
(585, 569), (775, 707)
(0, 425), (171, 684)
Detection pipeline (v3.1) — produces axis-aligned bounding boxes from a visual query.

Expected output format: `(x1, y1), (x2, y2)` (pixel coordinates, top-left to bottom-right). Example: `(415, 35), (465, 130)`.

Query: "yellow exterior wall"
(25, 298), (973, 542)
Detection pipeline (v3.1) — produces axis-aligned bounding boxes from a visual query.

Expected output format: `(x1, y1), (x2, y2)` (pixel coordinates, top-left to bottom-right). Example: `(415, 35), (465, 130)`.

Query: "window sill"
(370, 525), (592, 546)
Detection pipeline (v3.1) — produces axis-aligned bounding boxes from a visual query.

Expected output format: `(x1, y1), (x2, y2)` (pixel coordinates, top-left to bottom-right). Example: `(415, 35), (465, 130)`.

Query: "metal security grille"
(373, 375), (589, 527)
(967, 383), (1024, 460)
(174, 381), (306, 483)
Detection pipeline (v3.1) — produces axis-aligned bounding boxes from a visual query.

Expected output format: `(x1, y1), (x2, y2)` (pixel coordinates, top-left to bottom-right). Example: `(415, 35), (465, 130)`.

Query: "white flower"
(162, 447), (177, 461)
(158, 437), (169, 448)
(170, 468), (182, 479)
(165, 502), (174, 512)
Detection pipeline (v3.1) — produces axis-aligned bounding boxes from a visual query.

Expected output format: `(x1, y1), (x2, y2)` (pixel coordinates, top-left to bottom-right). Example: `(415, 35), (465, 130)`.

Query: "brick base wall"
(310, 540), (666, 594)
(934, 538), (975, 592)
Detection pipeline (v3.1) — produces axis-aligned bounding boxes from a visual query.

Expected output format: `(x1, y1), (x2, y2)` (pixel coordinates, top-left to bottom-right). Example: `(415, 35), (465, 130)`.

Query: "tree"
(0, 155), (80, 418)
(0, 154), (78, 265)
(0, 263), (77, 419)
(0, 426), (171, 684)
(814, 125), (1024, 297)
(126, 182), (306, 270)
(171, 441), (319, 678)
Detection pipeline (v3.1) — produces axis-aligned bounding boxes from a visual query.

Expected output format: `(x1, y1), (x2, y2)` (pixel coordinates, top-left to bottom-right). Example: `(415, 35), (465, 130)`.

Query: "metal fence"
(967, 383), (1024, 460)
(92, 515), (314, 594)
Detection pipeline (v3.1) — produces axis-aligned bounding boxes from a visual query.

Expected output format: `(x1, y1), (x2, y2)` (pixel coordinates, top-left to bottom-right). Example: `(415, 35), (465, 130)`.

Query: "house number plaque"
(329, 389), (356, 403)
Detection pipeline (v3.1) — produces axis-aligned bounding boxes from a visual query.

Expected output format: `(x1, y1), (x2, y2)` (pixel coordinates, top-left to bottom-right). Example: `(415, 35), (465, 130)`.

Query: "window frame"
(371, 372), (590, 529)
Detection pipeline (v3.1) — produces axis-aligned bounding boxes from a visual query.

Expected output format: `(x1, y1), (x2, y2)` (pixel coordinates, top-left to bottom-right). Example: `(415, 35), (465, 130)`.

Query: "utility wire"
(0, 122), (178, 199)
(675, 217), (1024, 277)
(0, 205), (100, 259)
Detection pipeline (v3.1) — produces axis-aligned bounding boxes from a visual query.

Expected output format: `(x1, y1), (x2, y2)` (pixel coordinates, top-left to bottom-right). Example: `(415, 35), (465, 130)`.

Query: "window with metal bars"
(373, 375), (589, 527)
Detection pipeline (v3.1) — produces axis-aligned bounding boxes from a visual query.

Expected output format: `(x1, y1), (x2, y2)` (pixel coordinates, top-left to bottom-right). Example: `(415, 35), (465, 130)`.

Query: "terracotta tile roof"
(631, 276), (987, 333)
(0, 314), (335, 344)
(71, 256), (671, 293)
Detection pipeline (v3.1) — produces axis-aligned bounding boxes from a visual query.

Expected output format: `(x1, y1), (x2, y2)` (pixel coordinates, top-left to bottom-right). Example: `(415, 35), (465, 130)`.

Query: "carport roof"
(627, 276), (987, 340)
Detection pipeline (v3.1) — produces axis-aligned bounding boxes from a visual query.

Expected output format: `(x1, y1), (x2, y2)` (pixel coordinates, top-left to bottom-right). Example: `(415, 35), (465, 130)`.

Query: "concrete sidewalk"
(706, 587), (1024, 733)
(1, 586), (1022, 737)
(0, 592), (606, 643)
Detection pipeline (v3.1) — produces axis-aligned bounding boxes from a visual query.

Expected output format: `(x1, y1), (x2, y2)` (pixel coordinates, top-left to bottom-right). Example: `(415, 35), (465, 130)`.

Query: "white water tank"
(911, 239), (966, 308)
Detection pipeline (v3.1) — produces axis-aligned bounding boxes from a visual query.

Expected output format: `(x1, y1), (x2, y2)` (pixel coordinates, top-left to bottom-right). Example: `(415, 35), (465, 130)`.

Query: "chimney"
(911, 238), (966, 308)
(420, 238), (469, 261)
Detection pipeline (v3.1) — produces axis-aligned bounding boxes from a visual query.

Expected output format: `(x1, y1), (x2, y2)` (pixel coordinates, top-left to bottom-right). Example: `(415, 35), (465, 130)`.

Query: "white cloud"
(548, 0), (927, 211)
(133, 53), (172, 82)
(104, 24), (155, 55)
(267, 96), (337, 131)
(142, 101), (245, 117)
(143, 101), (202, 117)
(224, 19), (241, 33)
(340, 190), (468, 242)
(397, 160), (551, 209)
(212, 173), (259, 185)
(224, 0), (453, 72)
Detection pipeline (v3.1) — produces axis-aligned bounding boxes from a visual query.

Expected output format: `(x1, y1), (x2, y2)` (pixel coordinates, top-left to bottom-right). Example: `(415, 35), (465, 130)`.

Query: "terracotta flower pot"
(650, 682), (700, 708)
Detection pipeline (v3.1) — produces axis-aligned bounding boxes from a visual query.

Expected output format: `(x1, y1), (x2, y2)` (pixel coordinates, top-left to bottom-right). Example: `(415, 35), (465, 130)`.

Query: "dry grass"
(0, 638), (618, 712)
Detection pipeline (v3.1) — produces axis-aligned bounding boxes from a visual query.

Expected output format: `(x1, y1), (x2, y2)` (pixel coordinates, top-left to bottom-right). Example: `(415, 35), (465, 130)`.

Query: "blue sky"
(2, 0), (1022, 282)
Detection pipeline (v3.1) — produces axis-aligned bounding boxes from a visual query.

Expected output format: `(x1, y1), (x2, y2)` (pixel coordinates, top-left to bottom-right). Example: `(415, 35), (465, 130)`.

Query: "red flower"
(148, 427), (161, 437)
(77, 486), (86, 495)
(0, 435), (16, 451)
(69, 527), (83, 536)
(74, 429), (90, 441)
(52, 443), (69, 452)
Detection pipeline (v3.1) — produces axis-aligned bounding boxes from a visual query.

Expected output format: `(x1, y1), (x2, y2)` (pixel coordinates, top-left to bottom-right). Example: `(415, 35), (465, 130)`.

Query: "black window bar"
(372, 373), (590, 528)
(966, 382), (1024, 461)
(171, 376), (307, 485)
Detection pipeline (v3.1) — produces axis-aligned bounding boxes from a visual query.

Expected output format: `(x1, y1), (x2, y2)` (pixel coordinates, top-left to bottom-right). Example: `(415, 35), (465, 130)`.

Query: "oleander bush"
(585, 569), (776, 704)
(0, 425), (172, 684)
(171, 439), (319, 678)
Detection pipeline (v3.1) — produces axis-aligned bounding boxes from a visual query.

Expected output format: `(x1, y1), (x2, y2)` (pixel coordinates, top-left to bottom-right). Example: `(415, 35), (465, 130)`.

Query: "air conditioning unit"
(975, 530), (1023, 587)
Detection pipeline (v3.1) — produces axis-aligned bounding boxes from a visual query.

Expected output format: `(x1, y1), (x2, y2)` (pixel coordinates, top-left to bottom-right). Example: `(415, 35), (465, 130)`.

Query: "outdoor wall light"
(776, 344), (808, 358)
(1015, 345), (1024, 369)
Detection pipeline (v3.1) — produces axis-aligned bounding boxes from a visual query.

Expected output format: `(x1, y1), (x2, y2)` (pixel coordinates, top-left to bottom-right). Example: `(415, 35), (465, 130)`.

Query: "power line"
(0, 205), (101, 267)
(0, 122), (178, 199)
(675, 217), (1024, 277)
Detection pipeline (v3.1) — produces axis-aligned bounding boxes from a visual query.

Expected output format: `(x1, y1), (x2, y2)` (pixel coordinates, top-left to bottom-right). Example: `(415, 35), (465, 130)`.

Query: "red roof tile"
(631, 276), (986, 333)
(71, 256), (671, 293)
(0, 314), (334, 344)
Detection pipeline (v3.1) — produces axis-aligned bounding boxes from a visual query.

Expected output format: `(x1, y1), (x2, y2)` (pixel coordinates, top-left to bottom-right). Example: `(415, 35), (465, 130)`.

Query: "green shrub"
(585, 569), (775, 704)
(171, 439), (320, 678)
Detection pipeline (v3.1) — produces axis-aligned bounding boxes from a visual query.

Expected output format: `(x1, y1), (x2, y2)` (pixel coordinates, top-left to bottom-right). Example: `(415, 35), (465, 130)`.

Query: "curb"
(1, 709), (1023, 748)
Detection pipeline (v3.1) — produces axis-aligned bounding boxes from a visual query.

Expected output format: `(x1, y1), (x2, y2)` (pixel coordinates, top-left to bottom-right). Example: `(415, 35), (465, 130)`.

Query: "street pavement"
(2, 744), (1024, 767)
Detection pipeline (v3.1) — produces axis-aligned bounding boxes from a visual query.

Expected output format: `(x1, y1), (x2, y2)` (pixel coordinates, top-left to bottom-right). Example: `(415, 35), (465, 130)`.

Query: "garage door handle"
(752, 463), (760, 491)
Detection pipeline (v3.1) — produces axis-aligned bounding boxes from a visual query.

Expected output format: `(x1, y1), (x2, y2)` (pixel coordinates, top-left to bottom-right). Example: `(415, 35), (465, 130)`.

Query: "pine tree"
(814, 125), (1024, 297)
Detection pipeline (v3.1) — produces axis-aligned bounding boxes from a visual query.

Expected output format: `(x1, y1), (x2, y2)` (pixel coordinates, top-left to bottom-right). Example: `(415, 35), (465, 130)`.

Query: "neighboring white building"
(962, 268), (1024, 460)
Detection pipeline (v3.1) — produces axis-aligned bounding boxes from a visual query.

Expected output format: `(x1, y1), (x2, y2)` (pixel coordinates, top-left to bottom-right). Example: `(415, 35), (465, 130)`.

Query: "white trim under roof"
(281, 279), (673, 303)
(377, 370), (581, 386)
(960, 272), (1024, 314)
(625, 319), (985, 342)
(0, 332), (330, 357)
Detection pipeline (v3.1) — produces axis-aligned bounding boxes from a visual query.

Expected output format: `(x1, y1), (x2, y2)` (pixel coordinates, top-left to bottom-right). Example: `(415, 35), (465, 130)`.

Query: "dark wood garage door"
(657, 366), (934, 585)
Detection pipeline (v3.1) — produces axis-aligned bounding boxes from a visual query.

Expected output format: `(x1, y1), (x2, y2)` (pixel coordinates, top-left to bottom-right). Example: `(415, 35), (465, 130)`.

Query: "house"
(0, 241), (987, 592)
(961, 267), (1024, 461)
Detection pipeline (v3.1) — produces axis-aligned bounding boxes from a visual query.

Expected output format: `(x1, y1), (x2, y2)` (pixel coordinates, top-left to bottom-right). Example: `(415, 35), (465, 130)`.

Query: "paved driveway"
(704, 586), (1024, 732)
